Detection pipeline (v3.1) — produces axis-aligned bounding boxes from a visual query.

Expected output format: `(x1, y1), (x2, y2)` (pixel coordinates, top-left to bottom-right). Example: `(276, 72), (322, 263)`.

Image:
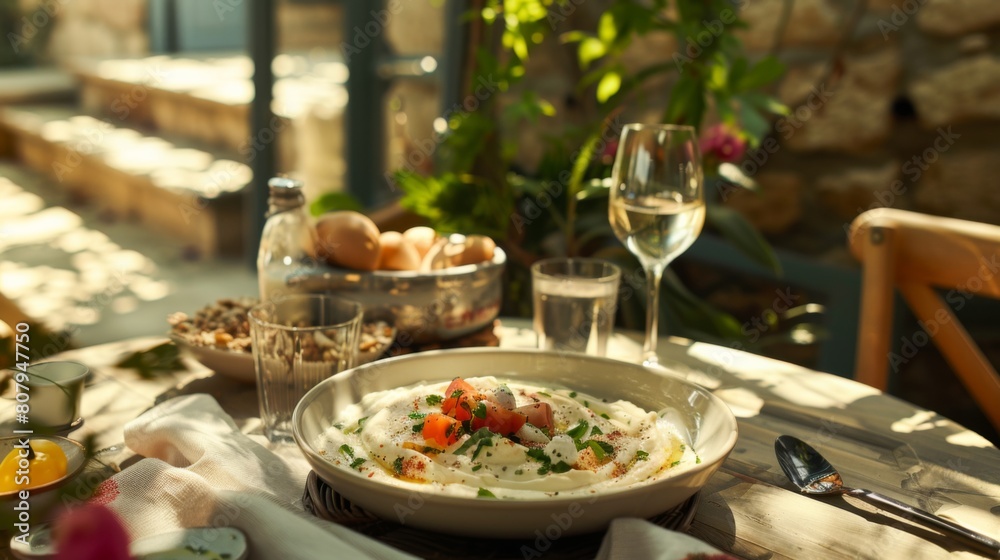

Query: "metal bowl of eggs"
(289, 216), (505, 345)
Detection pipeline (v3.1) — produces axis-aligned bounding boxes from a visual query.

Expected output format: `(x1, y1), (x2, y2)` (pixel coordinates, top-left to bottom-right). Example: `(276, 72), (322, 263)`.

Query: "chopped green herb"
(333, 422), (344, 430)
(514, 469), (524, 475)
(343, 416), (369, 435)
(600, 413), (611, 420)
(338, 444), (355, 459)
(680, 444), (686, 451)
(412, 422), (424, 433)
(635, 450), (649, 461)
(527, 448), (572, 475)
(569, 391), (577, 398)
(566, 421), (589, 440)
(471, 464), (482, 471)
(454, 428), (494, 455)
(393, 457), (404, 475)
(349, 458), (366, 470)
(426, 394), (443, 406)
(696, 455), (702, 464)
(586, 440), (614, 460)
(472, 438), (494, 460)
(451, 389), (464, 399)
(583, 400), (590, 408)
(590, 425), (603, 435)
(550, 461), (572, 473)
(526, 448), (549, 462)
(408, 411), (426, 420)
(536, 391), (551, 397)
(670, 460), (681, 467)
(477, 488), (496, 498)
(473, 401), (487, 419)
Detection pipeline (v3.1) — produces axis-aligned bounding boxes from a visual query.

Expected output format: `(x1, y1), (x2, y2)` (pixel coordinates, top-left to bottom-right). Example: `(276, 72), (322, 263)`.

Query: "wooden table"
(8, 322), (1000, 559)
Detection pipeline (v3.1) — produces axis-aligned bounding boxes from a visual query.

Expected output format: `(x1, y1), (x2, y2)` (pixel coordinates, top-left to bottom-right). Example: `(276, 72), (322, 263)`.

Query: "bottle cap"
(266, 177), (305, 214)
(268, 177), (304, 191)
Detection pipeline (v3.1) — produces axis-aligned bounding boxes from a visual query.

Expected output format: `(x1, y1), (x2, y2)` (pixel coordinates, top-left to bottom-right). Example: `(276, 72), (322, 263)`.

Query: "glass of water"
(249, 294), (363, 443)
(531, 258), (621, 356)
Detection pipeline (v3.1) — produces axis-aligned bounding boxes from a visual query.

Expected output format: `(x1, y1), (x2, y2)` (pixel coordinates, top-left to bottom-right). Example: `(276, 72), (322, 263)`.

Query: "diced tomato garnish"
(422, 413), (462, 447)
(441, 378), (483, 421)
(471, 401), (527, 436)
(515, 402), (554, 435)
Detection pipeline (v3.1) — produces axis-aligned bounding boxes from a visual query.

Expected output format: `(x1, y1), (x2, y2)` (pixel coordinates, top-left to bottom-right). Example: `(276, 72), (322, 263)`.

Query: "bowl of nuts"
(168, 298), (396, 383)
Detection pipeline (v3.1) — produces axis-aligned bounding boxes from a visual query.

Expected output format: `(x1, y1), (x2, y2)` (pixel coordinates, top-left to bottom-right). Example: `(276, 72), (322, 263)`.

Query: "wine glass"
(609, 124), (705, 367)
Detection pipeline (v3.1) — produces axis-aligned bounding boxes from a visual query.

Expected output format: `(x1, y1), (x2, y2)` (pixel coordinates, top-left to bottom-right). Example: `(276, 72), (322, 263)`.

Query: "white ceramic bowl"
(292, 349), (738, 538)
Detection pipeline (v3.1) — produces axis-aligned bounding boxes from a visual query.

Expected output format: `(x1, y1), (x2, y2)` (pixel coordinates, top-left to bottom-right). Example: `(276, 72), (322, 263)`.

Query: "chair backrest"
(849, 208), (1000, 432)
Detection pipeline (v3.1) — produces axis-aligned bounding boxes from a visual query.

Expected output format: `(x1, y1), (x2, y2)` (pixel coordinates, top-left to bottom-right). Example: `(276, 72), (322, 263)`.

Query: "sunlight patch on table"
(0, 206), (83, 250)
(944, 430), (994, 448)
(130, 279), (172, 301)
(891, 410), (948, 434)
(685, 341), (881, 409)
(712, 387), (764, 417)
(111, 295), (140, 315)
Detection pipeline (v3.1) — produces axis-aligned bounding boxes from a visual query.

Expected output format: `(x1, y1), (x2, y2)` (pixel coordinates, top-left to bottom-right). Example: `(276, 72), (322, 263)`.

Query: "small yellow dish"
(0, 439), (69, 493)
(0, 436), (86, 500)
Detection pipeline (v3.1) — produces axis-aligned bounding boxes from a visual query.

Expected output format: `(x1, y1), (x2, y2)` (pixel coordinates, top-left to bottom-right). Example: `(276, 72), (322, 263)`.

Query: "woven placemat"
(302, 471), (700, 560)
(385, 320), (503, 358)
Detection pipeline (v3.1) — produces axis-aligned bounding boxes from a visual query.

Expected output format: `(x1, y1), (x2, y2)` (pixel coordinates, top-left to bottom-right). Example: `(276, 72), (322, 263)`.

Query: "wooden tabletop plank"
(8, 328), (998, 560)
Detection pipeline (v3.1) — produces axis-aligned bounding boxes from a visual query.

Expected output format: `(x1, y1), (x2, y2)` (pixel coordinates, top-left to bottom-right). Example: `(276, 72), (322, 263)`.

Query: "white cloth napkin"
(597, 519), (729, 560)
(100, 394), (726, 560)
(101, 394), (415, 560)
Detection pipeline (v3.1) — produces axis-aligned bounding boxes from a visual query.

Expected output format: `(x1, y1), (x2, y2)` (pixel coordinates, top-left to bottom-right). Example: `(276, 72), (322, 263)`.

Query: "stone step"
(65, 51), (439, 202)
(0, 104), (250, 258)
(0, 67), (76, 105)
(0, 161), (257, 347)
(68, 52), (349, 194)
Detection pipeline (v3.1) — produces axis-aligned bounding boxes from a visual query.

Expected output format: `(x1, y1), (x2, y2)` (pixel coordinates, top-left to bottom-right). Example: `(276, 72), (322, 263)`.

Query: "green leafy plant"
(395, 0), (797, 341)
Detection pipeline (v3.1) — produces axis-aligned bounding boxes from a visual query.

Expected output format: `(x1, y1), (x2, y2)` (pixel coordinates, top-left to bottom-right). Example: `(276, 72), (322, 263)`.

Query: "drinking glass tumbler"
(532, 258), (621, 356)
(249, 294), (363, 443)
(25, 361), (88, 432)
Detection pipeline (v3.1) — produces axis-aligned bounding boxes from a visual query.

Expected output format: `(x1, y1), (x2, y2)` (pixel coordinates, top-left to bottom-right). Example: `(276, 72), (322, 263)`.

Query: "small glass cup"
(249, 294), (363, 443)
(531, 258), (621, 356)
(25, 361), (88, 433)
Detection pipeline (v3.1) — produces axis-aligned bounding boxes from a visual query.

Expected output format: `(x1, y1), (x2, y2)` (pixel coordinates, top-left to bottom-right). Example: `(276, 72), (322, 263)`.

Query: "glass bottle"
(257, 177), (317, 302)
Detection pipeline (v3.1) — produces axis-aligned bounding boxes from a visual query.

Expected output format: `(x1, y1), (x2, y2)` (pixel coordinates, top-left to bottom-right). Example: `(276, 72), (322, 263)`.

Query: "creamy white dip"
(316, 376), (695, 499)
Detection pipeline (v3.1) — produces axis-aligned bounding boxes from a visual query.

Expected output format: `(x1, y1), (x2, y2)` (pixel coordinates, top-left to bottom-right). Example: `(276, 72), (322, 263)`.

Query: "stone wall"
(731, 0), (1000, 257)
(17, 0), (149, 61)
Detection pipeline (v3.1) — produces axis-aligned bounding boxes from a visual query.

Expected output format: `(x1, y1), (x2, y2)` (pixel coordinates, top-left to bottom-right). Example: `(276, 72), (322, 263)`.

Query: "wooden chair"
(849, 208), (1000, 432)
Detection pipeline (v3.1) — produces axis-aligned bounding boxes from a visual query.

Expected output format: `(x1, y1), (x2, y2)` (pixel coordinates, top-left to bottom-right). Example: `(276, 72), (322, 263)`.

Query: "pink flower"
(54, 504), (131, 560)
(699, 124), (746, 163)
(602, 139), (619, 159)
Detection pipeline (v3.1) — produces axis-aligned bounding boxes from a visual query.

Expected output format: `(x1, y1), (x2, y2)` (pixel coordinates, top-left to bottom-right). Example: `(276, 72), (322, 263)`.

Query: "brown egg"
(377, 231), (421, 271)
(402, 226), (438, 258)
(453, 235), (496, 266)
(419, 237), (452, 271)
(315, 211), (381, 271)
(419, 234), (496, 269)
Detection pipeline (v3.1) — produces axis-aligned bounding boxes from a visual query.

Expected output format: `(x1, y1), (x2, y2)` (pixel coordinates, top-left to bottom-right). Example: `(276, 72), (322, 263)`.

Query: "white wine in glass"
(609, 124), (705, 366)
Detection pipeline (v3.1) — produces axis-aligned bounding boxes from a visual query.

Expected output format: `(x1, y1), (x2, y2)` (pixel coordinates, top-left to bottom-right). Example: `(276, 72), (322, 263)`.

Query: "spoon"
(774, 435), (1000, 557)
